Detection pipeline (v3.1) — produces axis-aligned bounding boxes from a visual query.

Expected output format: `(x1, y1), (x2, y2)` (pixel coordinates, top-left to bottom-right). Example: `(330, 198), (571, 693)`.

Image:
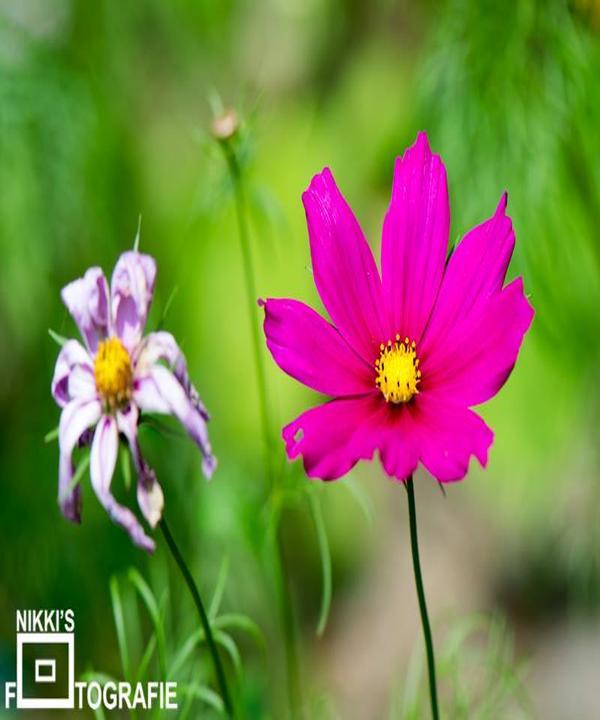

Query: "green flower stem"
(405, 476), (439, 720)
(159, 518), (234, 717)
(220, 142), (273, 488)
(219, 135), (302, 717)
(269, 520), (302, 716)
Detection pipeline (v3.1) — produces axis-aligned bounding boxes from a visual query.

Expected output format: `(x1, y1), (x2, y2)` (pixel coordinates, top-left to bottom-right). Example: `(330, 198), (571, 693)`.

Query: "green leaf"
(120, 444), (132, 492)
(59, 453), (90, 502)
(213, 630), (242, 680)
(180, 682), (225, 716)
(134, 214), (142, 251)
(213, 613), (265, 649)
(109, 576), (131, 682)
(127, 568), (167, 680)
(48, 328), (69, 347)
(168, 628), (204, 679)
(44, 426), (59, 443)
(139, 415), (187, 439)
(344, 477), (374, 527)
(307, 490), (332, 636)
(208, 89), (225, 118)
(209, 556), (230, 621)
(156, 285), (179, 332)
(135, 634), (157, 684)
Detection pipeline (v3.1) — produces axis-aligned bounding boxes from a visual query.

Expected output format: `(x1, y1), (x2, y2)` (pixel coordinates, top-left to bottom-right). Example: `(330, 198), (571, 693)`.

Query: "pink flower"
(52, 251), (215, 551)
(261, 132), (534, 483)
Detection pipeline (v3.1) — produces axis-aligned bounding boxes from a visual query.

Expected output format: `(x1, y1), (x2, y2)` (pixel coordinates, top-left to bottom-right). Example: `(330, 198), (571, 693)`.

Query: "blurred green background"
(1, 0), (599, 717)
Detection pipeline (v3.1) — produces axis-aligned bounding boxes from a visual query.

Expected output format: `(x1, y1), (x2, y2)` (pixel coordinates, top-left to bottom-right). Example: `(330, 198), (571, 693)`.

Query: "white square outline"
(16, 633), (74, 709)
(35, 658), (56, 683)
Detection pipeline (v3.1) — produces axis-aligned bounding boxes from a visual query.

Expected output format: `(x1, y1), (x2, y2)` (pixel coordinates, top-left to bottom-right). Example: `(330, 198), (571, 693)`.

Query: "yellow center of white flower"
(94, 337), (133, 410)
(375, 335), (421, 403)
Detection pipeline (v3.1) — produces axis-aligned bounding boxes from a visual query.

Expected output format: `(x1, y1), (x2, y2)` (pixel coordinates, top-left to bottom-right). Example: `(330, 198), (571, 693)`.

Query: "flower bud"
(211, 109), (239, 141)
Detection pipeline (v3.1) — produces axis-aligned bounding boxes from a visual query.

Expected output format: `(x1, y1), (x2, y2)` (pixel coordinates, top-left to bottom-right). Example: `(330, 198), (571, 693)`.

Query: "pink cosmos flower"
(261, 132), (534, 483)
(52, 251), (215, 552)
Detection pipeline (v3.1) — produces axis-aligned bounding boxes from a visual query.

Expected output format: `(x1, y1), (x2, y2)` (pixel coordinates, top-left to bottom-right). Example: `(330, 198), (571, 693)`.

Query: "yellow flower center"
(94, 337), (133, 410)
(375, 335), (421, 404)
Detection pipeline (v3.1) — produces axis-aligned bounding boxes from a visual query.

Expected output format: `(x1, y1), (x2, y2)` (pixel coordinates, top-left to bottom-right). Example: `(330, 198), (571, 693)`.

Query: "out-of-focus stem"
(269, 516), (303, 717)
(405, 476), (439, 720)
(218, 133), (302, 718)
(159, 518), (234, 717)
(220, 143), (273, 490)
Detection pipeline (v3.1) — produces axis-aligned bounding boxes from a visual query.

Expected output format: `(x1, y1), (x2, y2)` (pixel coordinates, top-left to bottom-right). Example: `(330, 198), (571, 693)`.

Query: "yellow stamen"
(375, 336), (421, 403)
(94, 337), (133, 410)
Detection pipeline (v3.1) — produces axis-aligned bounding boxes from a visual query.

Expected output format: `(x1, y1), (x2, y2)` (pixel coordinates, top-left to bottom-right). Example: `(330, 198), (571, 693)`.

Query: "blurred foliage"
(84, 565), (264, 719)
(0, 0), (599, 717)
(391, 615), (531, 719)
(421, 0), (600, 370)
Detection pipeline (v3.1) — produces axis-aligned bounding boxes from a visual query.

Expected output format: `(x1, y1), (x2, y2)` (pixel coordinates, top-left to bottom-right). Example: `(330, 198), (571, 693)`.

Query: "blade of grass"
(110, 577), (131, 681)
(168, 628), (204, 679)
(307, 490), (332, 636)
(344, 477), (374, 527)
(155, 285), (179, 332)
(209, 557), (230, 621)
(48, 328), (68, 346)
(44, 426), (59, 443)
(213, 614), (264, 649)
(213, 630), (242, 681)
(120, 444), (132, 492)
(61, 453), (90, 502)
(127, 568), (167, 680)
(181, 684), (225, 714)
(135, 634), (157, 684)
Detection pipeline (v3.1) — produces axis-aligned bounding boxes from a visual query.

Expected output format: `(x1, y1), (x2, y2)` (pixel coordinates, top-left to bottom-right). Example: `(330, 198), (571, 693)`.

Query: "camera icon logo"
(4, 608), (177, 712)
(2, 610), (76, 711)
(16, 631), (75, 709)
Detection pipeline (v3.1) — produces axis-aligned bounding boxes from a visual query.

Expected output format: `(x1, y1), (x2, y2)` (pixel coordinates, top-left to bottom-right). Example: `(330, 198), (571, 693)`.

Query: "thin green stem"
(221, 144), (273, 489)
(270, 522), (302, 716)
(159, 519), (234, 718)
(219, 137), (302, 718)
(405, 476), (439, 720)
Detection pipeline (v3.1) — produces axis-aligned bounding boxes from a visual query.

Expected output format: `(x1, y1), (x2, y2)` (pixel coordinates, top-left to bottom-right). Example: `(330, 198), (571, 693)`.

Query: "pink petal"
(90, 415), (155, 552)
(261, 298), (373, 396)
(410, 396), (494, 483)
(52, 340), (95, 408)
(381, 132), (450, 343)
(303, 168), (385, 362)
(421, 278), (534, 406)
(421, 194), (515, 349)
(58, 398), (102, 522)
(61, 268), (110, 353)
(111, 251), (157, 352)
(281, 393), (493, 483)
(134, 365), (216, 478)
(378, 409), (420, 481)
(378, 397), (492, 482)
(283, 394), (386, 480)
(117, 404), (164, 528)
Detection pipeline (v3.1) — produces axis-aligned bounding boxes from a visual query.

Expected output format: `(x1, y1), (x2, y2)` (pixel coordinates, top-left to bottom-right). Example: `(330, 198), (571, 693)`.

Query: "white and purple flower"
(52, 250), (216, 552)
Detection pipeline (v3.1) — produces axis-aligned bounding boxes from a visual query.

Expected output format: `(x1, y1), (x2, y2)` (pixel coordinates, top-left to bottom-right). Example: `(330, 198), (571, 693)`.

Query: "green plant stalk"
(220, 137), (302, 717)
(221, 143), (272, 487)
(159, 519), (234, 718)
(307, 490), (332, 636)
(269, 517), (302, 716)
(405, 476), (439, 720)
